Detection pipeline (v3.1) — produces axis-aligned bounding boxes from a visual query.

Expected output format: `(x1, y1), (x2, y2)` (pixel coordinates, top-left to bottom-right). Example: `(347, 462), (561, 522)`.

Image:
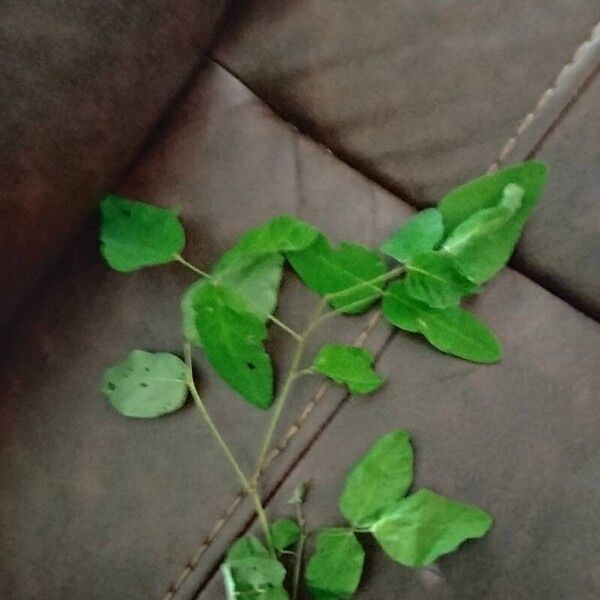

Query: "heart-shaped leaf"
(339, 430), (414, 527)
(192, 282), (274, 409)
(383, 280), (501, 364)
(305, 529), (364, 600)
(287, 235), (387, 314)
(99, 195), (184, 272)
(101, 350), (187, 418)
(312, 344), (384, 394)
(371, 489), (493, 567)
(380, 208), (444, 263)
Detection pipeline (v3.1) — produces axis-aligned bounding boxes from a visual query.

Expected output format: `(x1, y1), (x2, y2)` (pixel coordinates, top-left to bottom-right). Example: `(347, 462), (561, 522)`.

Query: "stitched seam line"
(488, 21), (600, 172)
(162, 310), (382, 600)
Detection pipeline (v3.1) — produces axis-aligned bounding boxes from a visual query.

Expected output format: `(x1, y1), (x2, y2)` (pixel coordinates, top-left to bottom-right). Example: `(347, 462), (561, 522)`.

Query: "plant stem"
(184, 342), (275, 555)
(292, 502), (307, 600)
(325, 266), (405, 301)
(175, 254), (303, 341)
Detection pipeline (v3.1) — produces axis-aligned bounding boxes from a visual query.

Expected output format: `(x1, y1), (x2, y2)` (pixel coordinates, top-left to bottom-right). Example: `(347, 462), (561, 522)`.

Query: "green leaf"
(288, 482), (308, 505)
(101, 350), (187, 418)
(287, 235), (387, 314)
(437, 161), (548, 232)
(305, 529), (364, 600)
(404, 251), (477, 307)
(380, 209), (444, 263)
(339, 430), (414, 527)
(229, 215), (319, 255)
(312, 344), (384, 394)
(371, 489), (493, 567)
(383, 281), (502, 364)
(270, 518), (301, 551)
(181, 254), (284, 347)
(442, 183), (526, 283)
(192, 282), (274, 409)
(99, 195), (184, 272)
(223, 536), (289, 600)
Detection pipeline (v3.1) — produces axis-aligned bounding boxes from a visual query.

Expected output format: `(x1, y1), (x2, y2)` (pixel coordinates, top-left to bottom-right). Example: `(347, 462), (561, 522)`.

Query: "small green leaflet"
(101, 350), (187, 418)
(288, 482), (308, 505)
(404, 251), (477, 307)
(312, 344), (384, 394)
(442, 183), (526, 283)
(287, 235), (387, 314)
(270, 518), (301, 551)
(305, 528), (364, 600)
(383, 281), (502, 364)
(380, 208), (444, 263)
(192, 282), (274, 409)
(371, 489), (493, 567)
(222, 536), (289, 600)
(339, 430), (414, 527)
(437, 161), (548, 232)
(228, 215), (319, 255)
(99, 195), (184, 272)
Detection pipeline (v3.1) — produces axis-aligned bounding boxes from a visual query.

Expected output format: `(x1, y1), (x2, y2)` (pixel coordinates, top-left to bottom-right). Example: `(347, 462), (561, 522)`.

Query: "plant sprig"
(98, 161), (548, 598)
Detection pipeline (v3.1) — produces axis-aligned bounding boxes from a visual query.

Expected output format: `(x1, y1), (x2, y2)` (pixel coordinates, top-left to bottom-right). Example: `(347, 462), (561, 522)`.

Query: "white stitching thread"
(489, 21), (600, 172)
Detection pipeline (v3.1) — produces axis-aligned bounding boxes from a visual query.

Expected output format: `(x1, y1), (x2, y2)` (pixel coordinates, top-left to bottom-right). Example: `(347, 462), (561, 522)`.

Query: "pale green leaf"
(101, 350), (187, 418)
(99, 195), (184, 272)
(287, 235), (387, 314)
(372, 489), (493, 567)
(223, 536), (289, 600)
(288, 482), (308, 506)
(229, 215), (319, 255)
(339, 430), (414, 527)
(442, 183), (526, 283)
(192, 282), (273, 409)
(380, 208), (444, 263)
(312, 344), (384, 394)
(305, 529), (364, 600)
(383, 281), (502, 364)
(437, 161), (548, 232)
(270, 518), (301, 551)
(404, 251), (477, 307)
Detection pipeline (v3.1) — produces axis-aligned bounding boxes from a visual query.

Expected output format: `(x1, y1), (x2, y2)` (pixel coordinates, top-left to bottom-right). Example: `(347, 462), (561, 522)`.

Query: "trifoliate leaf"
(437, 161), (548, 232)
(229, 215), (319, 255)
(99, 195), (184, 272)
(287, 235), (387, 314)
(339, 430), (413, 527)
(305, 529), (364, 600)
(270, 518), (301, 551)
(404, 251), (477, 307)
(383, 281), (502, 364)
(312, 344), (384, 394)
(442, 183), (527, 283)
(380, 208), (444, 263)
(192, 282), (273, 409)
(223, 536), (289, 600)
(101, 350), (187, 418)
(371, 489), (493, 567)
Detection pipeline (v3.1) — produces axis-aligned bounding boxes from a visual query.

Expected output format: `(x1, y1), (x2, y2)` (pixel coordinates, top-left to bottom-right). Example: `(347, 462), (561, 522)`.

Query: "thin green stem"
(184, 342), (275, 555)
(175, 254), (303, 341)
(292, 501), (307, 600)
(325, 266), (405, 301)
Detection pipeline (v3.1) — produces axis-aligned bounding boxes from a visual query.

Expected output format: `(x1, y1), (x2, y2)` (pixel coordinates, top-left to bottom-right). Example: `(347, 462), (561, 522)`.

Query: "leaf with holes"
(287, 235), (387, 314)
(339, 430), (414, 527)
(99, 195), (185, 272)
(404, 251), (477, 307)
(371, 489), (493, 567)
(101, 350), (187, 418)
(383, 280), (501, 364)
(192, 282), (274, 409)
(312, 344), (384, 394)
(380, 208), (444, 263)
(306, 528), (364, 600)
(222, 536), (289, 600)
(270, 518), (301, 552)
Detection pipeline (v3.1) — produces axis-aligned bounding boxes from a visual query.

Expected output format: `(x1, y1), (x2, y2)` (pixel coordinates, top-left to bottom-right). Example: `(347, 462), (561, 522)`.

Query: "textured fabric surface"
(0, 0), (229, 326)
